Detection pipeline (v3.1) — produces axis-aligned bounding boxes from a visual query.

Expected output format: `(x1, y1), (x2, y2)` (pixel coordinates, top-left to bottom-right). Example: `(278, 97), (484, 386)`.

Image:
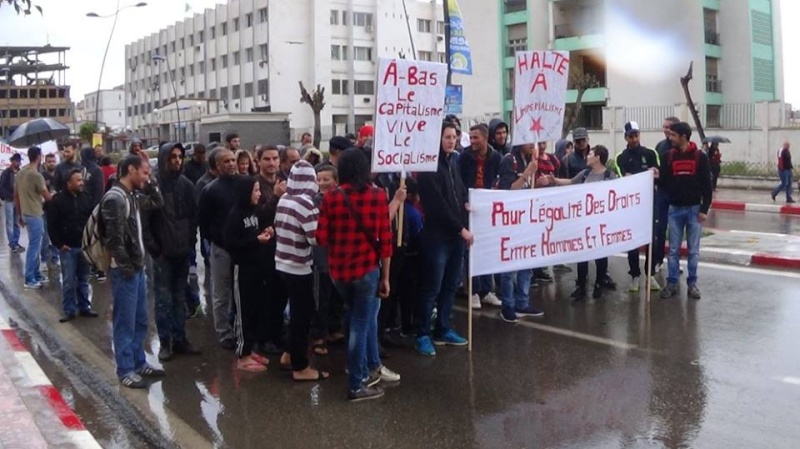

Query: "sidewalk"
(712, 187), (800, 215)
(0, 312), (101, 449)
(667, 229), (800, 270)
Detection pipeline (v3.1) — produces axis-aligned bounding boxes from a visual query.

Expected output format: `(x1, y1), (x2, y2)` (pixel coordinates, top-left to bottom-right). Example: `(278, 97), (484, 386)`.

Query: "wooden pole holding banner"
(467, 276), (473, 352)
(396, 172), (406, 247)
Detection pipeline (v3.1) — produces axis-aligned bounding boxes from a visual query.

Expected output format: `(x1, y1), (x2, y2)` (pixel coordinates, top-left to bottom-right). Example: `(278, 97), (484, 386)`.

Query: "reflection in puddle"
(195, 380), (225, 448)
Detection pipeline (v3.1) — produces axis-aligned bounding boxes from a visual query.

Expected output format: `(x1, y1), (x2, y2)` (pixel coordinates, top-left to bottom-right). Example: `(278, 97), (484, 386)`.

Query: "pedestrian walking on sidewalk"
(102, 155), (165, 389)
(14, 146), (53, 289)
(46, 169), (97, 322)
(771, 142), (795, 204)
(658, 122), (713, 300)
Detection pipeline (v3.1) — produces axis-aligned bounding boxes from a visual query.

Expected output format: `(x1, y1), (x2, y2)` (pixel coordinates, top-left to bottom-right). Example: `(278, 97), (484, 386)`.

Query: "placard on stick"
(512, 51), (570, 146)
(372, 58), (448, 174)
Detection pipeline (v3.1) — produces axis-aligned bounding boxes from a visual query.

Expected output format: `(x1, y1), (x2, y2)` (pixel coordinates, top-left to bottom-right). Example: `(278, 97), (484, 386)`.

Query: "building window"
(180, 37), (185, 50)
(210, 58), (216, 70)
(353, 12), (372, 28)
(259, 44), (268, 61)
(332, 79), (350, 95)
(354, 46), (372, 61)
(245, 82), (253, 97)
(245, 47), (253, 63)
(189, 34), (194, 46)
(417, 19), (432, 33)
(221, 22), (227, 36)
(220, 86), (228, 100)
(9, 110), (17, 118)
(19, 109), (28, 117)
(330, 10), (338, 25)
(436, 21), (445, 35)
(180, 67), (185, 79)
(418, 51), (432, 61)
(232, 85), (240, 100)
(234, 51), (240, 65)
(438, 53), (447, 63)
(258, 7), (267, 23)
(210, 26), (215, 39)
(354, 80), (374, 95)
(331, 44), (348, 60)
(258, 79), (269, 99)
(221, 55), (228, 68)
(189, 64), (194, 76)
(504, 0), (527, 13)
(198, 30), (204, 43)
(233, 18), (239, 32)
(19, 89), (28, 98)
(199, 61), (205, 74)
(198, 91), (205, 99)
(707, 105), (721, 128)
(170, 41), (176, 52)
(246, 13), (253, 27)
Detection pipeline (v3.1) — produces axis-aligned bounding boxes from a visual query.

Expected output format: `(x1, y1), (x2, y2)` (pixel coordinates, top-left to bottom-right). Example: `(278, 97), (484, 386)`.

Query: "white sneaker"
(649, 276), (662, 291)
(471, 294), (482, 309)
(378, 365), (400, 382)
(481, 292), (502, 307)
(654, 263), (662, 274)
(629, 276), (640, 293)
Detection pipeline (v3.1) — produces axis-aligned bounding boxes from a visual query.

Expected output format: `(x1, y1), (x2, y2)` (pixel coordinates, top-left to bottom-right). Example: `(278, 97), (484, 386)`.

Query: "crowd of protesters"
(0, 114), (714, 401)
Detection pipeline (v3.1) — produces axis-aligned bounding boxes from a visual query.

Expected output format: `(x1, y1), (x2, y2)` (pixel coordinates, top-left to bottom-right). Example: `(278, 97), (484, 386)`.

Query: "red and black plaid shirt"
(317, 183), (393, 283)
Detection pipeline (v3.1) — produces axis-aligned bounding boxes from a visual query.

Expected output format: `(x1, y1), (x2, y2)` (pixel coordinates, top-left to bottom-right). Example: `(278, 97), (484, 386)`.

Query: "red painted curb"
(711, 201), (746, 211)
(779, 205), (800, 215)
(38, 385), (86, 431)
(1, 328), (27, 352)
(750, 254), (800, 269)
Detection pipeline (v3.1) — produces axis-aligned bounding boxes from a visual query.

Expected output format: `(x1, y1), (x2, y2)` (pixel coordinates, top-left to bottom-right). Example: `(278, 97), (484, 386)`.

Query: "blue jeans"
(333, 268), (381, 392)
(110, 267), (149, 379)
(654, 190), (670, 265)
(40, 215), (58, 263)
(22, 214), (44, 284)
(667, 205), (702, 286)
(4, 201), (19, 248)
(59, 248), (90, 315)
(500, 269), (532, 313)
(153, 256), (189, 344)
(472, 274), (494, 297)
(772, 170), (794, 201)
(417, 236), (465, 338)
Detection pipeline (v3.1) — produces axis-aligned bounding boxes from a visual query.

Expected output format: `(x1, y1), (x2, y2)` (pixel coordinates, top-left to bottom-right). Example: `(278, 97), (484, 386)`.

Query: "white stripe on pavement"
(15, 352), (52, 387)
(66, 431), (104, 449)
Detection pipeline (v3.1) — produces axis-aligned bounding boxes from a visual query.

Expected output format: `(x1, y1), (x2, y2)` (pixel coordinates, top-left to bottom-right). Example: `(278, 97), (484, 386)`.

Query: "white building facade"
(124, 0), (496, 143)
(84, 87), (126, 130)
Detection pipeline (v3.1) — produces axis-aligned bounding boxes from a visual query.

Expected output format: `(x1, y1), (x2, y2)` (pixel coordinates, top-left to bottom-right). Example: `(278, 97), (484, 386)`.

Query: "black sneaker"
(365, 371), (381, 388)
(78, 309), (99, 318)
(348, 385), (385, 402)
(138, 365), (166, 378)
(592, 283), (602, 299)
(158, 344), (173, 362)
(58, 313), (75, 323)
(96, 271), (107, 283)
(598, 276), (617, 290)
(12, 245), (25, 253)
(570, 285), (586, 300)
(120, 373), (147, 389)
(515, 306), (544, 318)
(533, 270), (554, 283)
(500, 308), (518, 323)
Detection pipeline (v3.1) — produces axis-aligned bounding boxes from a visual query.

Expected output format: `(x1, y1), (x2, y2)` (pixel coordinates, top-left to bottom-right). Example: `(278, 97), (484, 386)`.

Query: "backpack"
(82, 186), (129, 271)
(579, 168), (613, 183)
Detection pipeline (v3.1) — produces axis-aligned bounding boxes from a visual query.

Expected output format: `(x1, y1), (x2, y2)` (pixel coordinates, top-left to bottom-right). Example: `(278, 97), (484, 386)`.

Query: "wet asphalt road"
(706, 209), (800, 235)
(1, 232), (800, 449)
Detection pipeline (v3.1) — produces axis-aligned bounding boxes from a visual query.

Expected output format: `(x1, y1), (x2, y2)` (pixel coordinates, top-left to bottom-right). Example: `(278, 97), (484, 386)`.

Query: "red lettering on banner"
(599, 224), (633, 245)
(492, 202), (526, 227)
(540, 231), (585, 256)
(518, 52), (571, 76)
(500, 236), (538, 262)
(396, 89), (416, 102)
(382, 61), (398, 86)
(375, 150), (438, 166)
(608, 189), (641, 211)
(585, 193), (605, 215)
(530, 73), (548, 92)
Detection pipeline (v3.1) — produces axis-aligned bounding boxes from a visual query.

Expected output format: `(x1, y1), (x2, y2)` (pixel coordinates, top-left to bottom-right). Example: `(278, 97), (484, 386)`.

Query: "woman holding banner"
(414, 122), (474, 357)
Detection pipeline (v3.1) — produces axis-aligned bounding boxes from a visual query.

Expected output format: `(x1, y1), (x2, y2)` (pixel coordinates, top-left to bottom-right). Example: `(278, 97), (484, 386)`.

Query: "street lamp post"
(152, 53), (181, 142)
(0, 67), (9, 141)
(86, 1), (147, 136)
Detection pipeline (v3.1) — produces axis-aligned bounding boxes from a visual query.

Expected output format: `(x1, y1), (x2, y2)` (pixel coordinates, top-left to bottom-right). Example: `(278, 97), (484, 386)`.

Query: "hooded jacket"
(488, 119), (512, 155)
(80, 147), (105, 206)
(418, 149), (468, 240)
(46, 186), (95, 249)
(274, 160), (319, 275)
(199, 174), (238, 248)
(658, 142), (713, 214)
(143, 143), (197, 259)
(224, 176), (271, 269)
(458, 145), (502, 189)
(560, 148), (589, 179)
(554, 139), (572, 162)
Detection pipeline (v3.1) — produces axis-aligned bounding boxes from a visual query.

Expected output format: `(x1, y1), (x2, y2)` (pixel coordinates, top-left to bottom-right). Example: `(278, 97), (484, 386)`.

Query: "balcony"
(553, 23), (604, 51)
(706, 77), (722, 93)
(704, 29), (720, 45)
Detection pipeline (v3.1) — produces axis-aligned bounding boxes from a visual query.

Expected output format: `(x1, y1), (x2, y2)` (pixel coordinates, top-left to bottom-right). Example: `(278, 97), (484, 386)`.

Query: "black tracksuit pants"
(233, 265), (268, 358)
(280, 272), (315, 372)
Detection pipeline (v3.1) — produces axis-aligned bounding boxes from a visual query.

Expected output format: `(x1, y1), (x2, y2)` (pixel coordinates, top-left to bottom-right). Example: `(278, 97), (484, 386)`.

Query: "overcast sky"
(0, 0), (798, 106)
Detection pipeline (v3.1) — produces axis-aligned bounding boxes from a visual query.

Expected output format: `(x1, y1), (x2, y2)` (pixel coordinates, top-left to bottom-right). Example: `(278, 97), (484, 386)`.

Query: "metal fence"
(623, 106), (674, 130)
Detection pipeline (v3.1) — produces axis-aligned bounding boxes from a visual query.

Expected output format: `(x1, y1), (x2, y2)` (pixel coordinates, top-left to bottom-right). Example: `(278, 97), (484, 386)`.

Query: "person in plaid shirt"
(316, 148), (398, 402)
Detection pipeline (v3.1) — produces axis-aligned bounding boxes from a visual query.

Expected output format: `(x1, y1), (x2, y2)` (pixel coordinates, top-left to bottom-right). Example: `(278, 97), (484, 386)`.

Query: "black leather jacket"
(101, 182), (162, 272)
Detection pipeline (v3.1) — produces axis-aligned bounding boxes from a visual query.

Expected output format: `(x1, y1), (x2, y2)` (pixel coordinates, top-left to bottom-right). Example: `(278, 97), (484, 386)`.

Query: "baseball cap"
(572, 127), (588, 140)
(329, 136), (351, 152)
(624, 121), (640, 136)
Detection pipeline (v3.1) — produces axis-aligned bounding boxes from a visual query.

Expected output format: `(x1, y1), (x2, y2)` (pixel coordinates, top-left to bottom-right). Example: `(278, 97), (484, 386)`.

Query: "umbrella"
(702, 135), (731, 144)
(7, 118), (70, 147)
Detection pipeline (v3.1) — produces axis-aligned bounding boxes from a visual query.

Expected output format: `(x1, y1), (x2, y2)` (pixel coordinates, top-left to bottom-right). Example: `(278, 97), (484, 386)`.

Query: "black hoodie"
(143, 142), (197, 258)
(80, 147), (105, 206)
(224, 176), (271, 269)
(199, 173), (238, 247)
(488, 118), (512, 155)
(418, 149), (468, 240)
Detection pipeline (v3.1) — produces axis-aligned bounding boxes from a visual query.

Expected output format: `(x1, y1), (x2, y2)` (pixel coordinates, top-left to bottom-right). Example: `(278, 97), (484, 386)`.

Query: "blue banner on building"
(445, 85), (463, 114)
(447, 0), (472, 75)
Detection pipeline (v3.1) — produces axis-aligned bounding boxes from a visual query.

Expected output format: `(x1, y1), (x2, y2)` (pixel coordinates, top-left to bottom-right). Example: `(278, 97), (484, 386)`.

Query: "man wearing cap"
(0, 153), (24, 252)
(615, 121), (662, 293)
(560, 128), (590, 179)
(658, 122), (712, 300)
(653, 117), (681, 273)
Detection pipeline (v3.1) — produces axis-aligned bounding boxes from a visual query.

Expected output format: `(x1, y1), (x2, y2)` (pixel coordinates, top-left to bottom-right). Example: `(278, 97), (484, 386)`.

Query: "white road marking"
(0, 313), (10, 330)
(15, 352), (52, 387)
(614, 255), (800, 279)
(66, 431), (103, 449)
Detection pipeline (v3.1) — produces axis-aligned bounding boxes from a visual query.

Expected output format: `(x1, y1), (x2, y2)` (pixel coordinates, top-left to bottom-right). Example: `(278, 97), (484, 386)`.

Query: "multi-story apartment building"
(493, 0), (784, 130)
(0, 46), (72, 140)
(124, 0), (452, 143)
(83, 86), (126, 130)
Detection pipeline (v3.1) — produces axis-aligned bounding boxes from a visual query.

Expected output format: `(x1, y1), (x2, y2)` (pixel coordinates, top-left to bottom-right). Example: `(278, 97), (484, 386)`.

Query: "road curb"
(712, 200), (800, 215)
(0, 314), (102, 449)
(649, 244), (800, 270)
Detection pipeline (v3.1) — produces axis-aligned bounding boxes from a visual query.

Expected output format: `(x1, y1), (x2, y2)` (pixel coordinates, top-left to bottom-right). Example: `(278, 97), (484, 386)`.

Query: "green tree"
(1, 0), (42, 15)
(79, 122), (98, 144)
(298, 81), (325, 148)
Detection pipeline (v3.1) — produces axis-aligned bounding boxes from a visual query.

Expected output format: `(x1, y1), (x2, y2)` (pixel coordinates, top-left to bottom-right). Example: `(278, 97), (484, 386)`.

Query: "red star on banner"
(530, 117), (544, 135)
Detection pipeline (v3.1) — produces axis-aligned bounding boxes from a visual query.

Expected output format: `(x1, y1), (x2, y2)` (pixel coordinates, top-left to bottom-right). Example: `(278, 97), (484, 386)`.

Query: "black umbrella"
(7, 118), (70, 147)
(702, 135), (731, 144)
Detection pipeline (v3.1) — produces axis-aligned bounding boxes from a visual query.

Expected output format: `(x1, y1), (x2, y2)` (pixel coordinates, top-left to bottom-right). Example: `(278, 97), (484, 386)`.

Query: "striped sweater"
(275, 160), (319, 275)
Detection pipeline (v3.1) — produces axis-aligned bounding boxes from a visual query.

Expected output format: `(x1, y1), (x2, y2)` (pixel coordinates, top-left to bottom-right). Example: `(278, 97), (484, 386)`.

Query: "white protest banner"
(0, 140), (59, 169)
(469, 172), (654, 276)
(372, 58), (448, 173)
(512, 51), (570, 146)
